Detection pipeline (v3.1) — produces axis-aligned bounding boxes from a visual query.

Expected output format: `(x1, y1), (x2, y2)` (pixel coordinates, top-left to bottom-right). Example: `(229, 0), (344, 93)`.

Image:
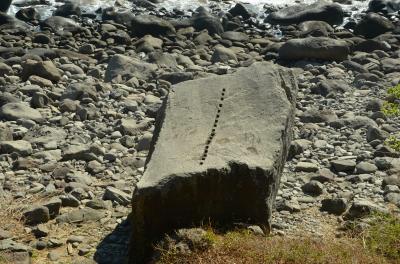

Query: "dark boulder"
(102, 8), (135, 27)
(354, 39), (391, 52)
(0, 12), (29, 30)
(53, 2), (81, 17)
(131, 15), (175, 37)
(41, 16), (82, 33)
(192, 7), (224, 35)
(16, 7), (41, 23)
(228, 3), (258, 20)
(354, 13), (394, 39)
(267, 1), (344, 26)
(131, 0), (157, 9)
(0, 0), (11, 13)
(368, 0), (400, 13)
(279, 37), (349, 61)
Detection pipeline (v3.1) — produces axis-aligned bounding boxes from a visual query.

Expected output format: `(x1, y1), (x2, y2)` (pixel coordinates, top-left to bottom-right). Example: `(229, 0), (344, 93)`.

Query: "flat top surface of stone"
(139, 62), (296, 188)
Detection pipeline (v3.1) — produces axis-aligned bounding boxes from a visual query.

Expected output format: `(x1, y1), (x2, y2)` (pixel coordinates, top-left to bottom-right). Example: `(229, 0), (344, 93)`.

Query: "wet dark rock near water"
(229, 3), (258, 19)
(0, 0), (12, 12)
(267, 1), (344, 26)
(368, 0), (400, 13)
(54, 2), (82, 17)
(130, 15), (176, 37)
(191, 6), (224, 35)
(354, 13), (394, 38)
(15, 7), (41, 23)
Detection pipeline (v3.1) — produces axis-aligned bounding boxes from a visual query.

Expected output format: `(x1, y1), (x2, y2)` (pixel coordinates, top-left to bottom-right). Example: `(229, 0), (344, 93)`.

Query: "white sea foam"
(8, 0), (368, 20)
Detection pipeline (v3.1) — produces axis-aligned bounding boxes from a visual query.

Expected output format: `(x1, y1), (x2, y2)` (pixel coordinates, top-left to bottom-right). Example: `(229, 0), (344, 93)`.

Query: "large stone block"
(129, 62), (298, 263)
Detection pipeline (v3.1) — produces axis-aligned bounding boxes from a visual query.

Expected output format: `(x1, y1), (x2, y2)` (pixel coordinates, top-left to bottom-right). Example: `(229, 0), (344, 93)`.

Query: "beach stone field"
(0, 0), (399, 263)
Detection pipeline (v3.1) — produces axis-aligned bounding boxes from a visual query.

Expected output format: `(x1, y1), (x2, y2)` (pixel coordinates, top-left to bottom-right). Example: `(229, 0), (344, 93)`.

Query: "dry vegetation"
(157, 213), (400, 264)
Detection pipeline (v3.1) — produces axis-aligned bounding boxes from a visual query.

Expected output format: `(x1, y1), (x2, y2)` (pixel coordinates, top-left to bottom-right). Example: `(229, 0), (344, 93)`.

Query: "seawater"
(8, 0), (369, 21)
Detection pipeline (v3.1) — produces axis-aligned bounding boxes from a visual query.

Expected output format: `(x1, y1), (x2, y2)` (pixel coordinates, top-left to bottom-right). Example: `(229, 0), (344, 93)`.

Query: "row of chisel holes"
(200, 88), (226, 165)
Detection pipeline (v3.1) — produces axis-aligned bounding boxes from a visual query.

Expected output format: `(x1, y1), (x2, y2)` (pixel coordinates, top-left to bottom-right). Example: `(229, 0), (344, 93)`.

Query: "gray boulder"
(41, 16), (81, 33)
(344, 199), (388, 220)
(21, 59), (61, 82)
(221, 31), (249, 42)
(104, 54), (157, 82)
(311, 79), (349, 97)
(299, 109), (338, 123)
(0, 103), (43, 123)
(279, 37), (349, 61)
(0, 140), (32, 156)
(331, 159), (356, 173)
(267, 1), (344, 26)
(298, 21), (334, 37)
(130, 62), (297, 263)
(211, 46), (238, 64)
(366, 126), (389, 142)
(56, 208), (106, 224)
(103, 186), (131, 206)
(0, 123), (12, 141)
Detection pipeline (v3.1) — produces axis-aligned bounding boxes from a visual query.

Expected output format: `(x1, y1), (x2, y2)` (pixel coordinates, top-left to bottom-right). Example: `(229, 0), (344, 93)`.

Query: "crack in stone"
(200, 88), (226, 165)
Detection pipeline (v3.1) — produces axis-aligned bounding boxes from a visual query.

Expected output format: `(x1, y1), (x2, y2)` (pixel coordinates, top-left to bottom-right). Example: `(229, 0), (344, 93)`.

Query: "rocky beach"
(0, 0), (399, 263)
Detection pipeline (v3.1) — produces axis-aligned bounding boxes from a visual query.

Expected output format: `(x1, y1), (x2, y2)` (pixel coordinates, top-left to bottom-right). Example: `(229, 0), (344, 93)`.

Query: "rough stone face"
(279, 37), (349, 61)
(130, 62), (298, 263)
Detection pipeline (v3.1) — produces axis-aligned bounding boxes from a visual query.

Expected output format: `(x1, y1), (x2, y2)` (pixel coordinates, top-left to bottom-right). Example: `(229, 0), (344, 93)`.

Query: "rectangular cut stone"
(130, 62), (298, 263)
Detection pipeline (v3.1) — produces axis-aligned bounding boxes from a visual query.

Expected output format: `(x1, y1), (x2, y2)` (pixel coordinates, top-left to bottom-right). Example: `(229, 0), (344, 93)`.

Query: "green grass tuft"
(382, 84), (400, 117)
(382, 102), (400, 117)
(363, 213), (400, 261)
(388, 84), (400, 100)
(385, 136), (400, 152)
